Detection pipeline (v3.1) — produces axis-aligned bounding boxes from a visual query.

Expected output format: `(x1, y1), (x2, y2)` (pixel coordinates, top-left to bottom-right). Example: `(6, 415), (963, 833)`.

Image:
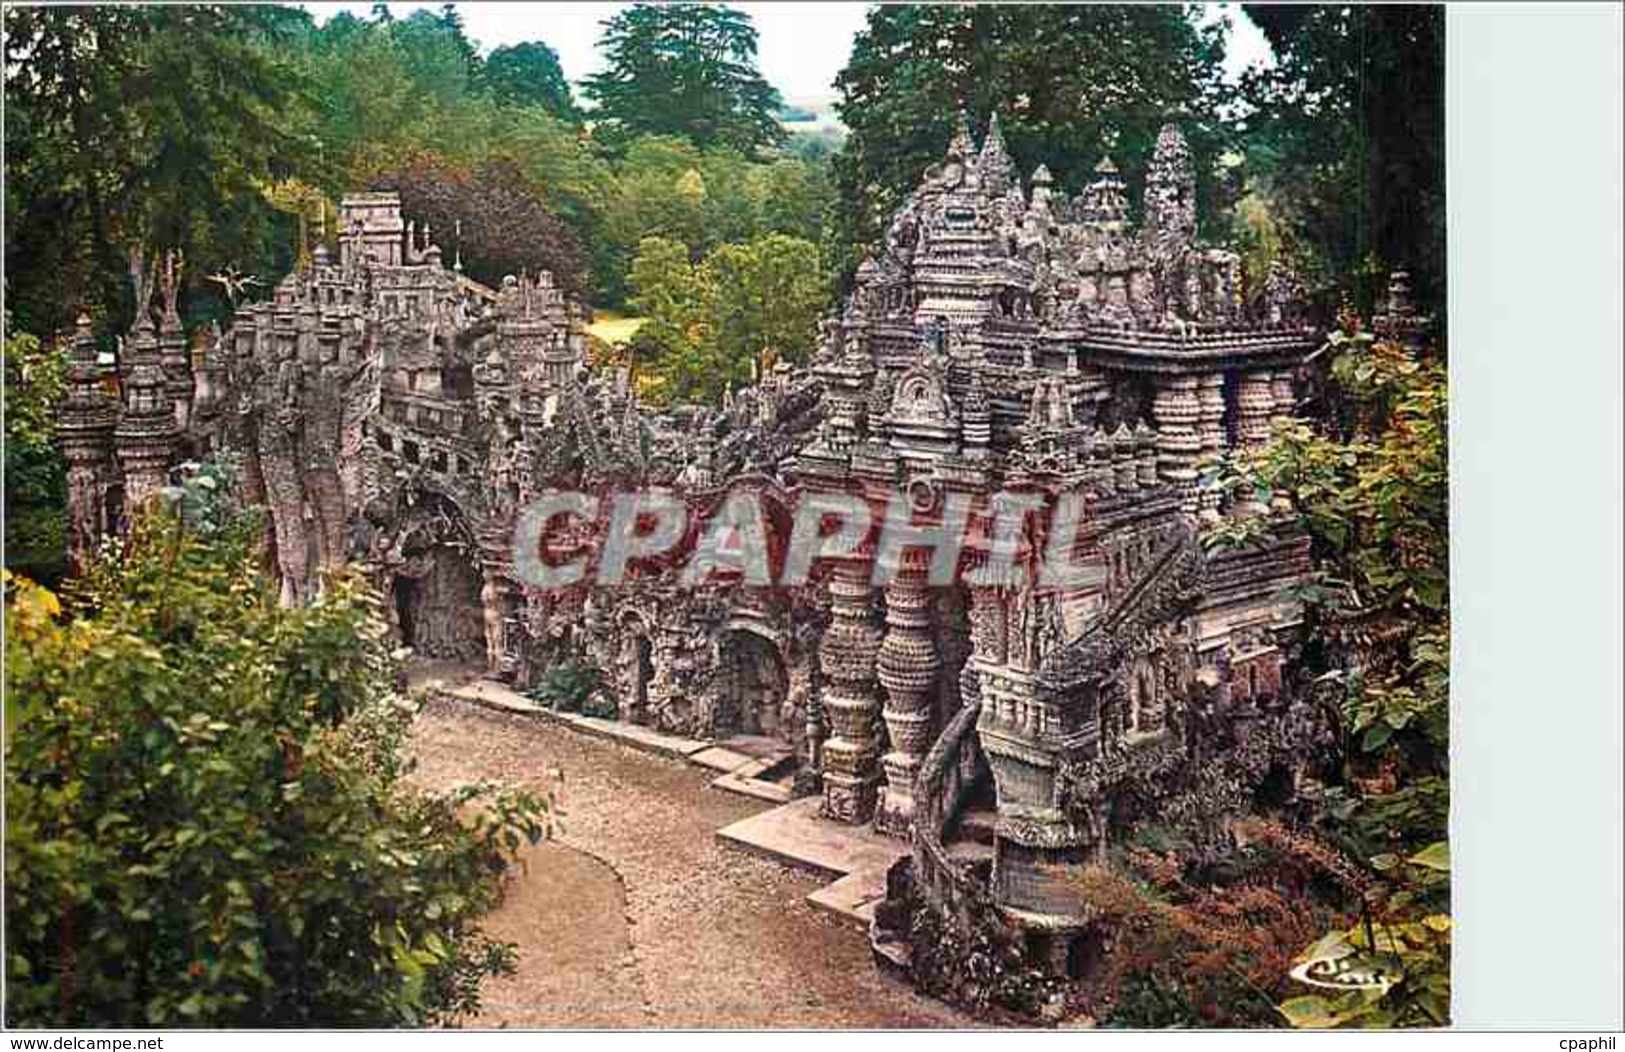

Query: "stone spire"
(1028, 163), (1055, 214)
(59, 313), (119, 567)
(1078, 156), (1130, 231)
(977, 111), (1015, 193)
(1143, 123), (1197, 256)
(115, 246), (178, 519)
(156, 249), (194, 434)
(946, 108), (976, 161)
(1372, 268), (1431, 349)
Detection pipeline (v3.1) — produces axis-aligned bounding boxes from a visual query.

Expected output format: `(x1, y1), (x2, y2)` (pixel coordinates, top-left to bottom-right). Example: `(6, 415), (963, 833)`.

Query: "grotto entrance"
(717, 630), (788, 739)
(390, 494), (485, 663)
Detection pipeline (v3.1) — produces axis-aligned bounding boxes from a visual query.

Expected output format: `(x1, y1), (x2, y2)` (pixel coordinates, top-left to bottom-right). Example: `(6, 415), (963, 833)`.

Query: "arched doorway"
(390, 493), (485, 663)
(718, 630), (789, 739)
(625, 633), (654, 723)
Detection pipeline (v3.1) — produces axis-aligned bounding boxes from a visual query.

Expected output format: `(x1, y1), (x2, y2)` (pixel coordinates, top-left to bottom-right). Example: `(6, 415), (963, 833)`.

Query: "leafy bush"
(1202, 314), (1450, 1026)
(526, 659), (613, 719)
(4, 495), (550, 1027)
(2, 324), (68, 585)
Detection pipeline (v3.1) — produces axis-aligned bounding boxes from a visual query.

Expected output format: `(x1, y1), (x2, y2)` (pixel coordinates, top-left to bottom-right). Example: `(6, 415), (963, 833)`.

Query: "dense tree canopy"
(1238, 5), (1446, 311)
(484, 40), (578, 119)
(2, 4), (309, 336)
(627, 232), (827, 404)
(3, 2), (830, 326)
(830, 4), (1231, 279)
(2, 325), (68, 585)
(373, 152), (587, 297)
(584, 4), (787, 153)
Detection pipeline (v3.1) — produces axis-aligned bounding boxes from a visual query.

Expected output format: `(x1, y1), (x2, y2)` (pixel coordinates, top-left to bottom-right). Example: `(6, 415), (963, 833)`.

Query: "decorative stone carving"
(875, 573), (942, 837)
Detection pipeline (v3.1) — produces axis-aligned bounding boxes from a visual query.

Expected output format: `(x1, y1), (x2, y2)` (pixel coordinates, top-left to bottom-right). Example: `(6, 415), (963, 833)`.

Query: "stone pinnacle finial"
(947, 108), (976, 160)
(158, 248), (184, 332)
(982, 111), (1006, 154)
(128, 244), (156, 334)
(1031, 163), (1053, 187)
(978, 111), (1014, 186)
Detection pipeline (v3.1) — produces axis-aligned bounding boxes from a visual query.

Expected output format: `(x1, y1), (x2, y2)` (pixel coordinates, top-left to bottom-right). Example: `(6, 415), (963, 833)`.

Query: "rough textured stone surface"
(54, 115), (1420, 1020)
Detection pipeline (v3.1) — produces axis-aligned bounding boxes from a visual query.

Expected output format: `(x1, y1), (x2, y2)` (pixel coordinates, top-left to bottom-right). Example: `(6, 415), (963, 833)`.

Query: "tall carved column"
(59, 315), (118, 571)
(157, 250), (193, 436)
(1195, 373), (1226, 523)
(1232, 371), (1277, 519)
(875, 572), (941, 837)
(793, 639), (825, 797)
(115, 264), (178, 521)
(1151, 374), (1201, 515)
(1269, 370), (1298, 516)
(820, 559), (884, 824)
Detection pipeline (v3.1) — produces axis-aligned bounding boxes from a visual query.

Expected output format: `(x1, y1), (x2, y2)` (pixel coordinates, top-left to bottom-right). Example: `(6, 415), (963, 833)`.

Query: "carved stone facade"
(61, 119), (1385, 1018)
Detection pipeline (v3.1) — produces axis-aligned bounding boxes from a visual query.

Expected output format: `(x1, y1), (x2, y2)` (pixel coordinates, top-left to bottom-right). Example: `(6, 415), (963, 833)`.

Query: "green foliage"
(1202, 319), (1449, 1027)
(526, 660), (613, 720)
(484, 41), (578, 121)
(627, 232), (828, 404)
(4, 498), (550, 1027)
(1278, 846), (1451, 1028)
(1239, 5), (1446, 310)
(830, 4), (1232, 282)
(2, 324), (68, 585)
(5, 3), (833, 326)
(371, 152), (586, 297)
(3, 4), (309, 335)
(584, 4), (787, 154)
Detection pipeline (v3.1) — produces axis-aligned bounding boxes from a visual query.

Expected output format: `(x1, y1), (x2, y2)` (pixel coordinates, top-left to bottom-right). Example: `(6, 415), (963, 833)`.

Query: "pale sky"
(300, 2), (1274, 106)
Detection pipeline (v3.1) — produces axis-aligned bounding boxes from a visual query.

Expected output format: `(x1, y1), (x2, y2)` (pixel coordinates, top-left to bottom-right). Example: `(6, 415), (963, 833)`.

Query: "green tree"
(626, 235), (718, 403)
(2, 325), (68, 586)
(3, 5), (311, 335)
(831, 4), (1231, 281)
(1205, 315), (1449, 1027)
(1238, 5), (1446, 311)
(705, 234), (828, 380)
(584, 4), (786, 153)
(373, 152), (587, 297)
(626, 233), (828, 403)
(484, 41), (578, 120)
(4, 494), (549, 1027)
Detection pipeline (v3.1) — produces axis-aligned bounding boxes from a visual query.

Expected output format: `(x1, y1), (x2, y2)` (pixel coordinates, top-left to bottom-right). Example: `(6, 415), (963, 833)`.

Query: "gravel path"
(409, 696), (970, 1029)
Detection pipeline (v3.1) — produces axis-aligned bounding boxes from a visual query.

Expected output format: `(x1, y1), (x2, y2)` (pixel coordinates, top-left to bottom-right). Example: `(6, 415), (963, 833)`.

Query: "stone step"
(717, 796), (912, 931)
(807, 869), (891, 930)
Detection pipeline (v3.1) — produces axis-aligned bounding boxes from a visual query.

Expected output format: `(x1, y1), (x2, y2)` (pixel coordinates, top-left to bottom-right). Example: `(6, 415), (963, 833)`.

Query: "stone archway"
(617, 619), (656, 726)
(717, 629), (789, 740)
(390, 492), (485, 663)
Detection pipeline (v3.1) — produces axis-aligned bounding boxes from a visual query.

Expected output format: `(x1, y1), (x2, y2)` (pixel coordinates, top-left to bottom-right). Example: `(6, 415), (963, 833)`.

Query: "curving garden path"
(408, 695), (969, 1028)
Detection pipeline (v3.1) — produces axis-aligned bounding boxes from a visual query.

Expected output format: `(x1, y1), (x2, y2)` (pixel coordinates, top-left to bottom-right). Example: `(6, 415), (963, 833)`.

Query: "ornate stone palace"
(61, 116), (1414, 1014)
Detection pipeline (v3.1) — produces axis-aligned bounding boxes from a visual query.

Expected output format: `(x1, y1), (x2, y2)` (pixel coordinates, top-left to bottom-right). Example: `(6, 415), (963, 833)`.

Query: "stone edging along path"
(424, 675), (794, 802)
(418, 672), (909, 931)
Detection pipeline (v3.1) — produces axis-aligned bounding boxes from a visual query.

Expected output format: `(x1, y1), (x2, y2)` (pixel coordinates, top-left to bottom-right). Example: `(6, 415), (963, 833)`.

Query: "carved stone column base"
(820, 740), (879, 823)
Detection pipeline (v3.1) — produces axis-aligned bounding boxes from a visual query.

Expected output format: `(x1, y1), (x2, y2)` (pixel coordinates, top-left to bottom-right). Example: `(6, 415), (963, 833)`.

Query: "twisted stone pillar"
(1196, 373), (1227, 523)
(1151, 375), (1201, 515)
(820, 560), (884, 824)
(875, 573), (941, 837)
